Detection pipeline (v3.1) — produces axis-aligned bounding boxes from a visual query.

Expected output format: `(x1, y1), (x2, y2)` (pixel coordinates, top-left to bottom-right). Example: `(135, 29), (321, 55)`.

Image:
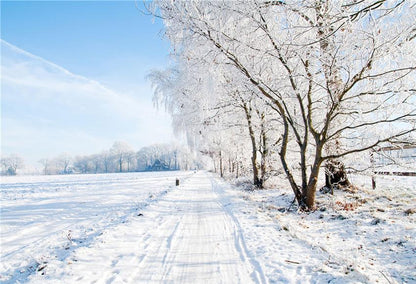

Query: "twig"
(379, 270), (392, 284)
(287, 197), (297, 211)
(285, 259), (300, 264)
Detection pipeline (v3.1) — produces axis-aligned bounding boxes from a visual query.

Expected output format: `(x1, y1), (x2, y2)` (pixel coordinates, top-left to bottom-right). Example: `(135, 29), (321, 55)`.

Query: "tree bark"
(219, 150), (224, 178)
(243, 102), (262, 188)
(259, 115), (267, 187)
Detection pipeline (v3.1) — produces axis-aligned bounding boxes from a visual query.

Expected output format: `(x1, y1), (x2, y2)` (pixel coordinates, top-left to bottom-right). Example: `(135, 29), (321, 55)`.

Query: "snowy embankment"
(1, 171), (415, 283)
(226, 174), (416, 283)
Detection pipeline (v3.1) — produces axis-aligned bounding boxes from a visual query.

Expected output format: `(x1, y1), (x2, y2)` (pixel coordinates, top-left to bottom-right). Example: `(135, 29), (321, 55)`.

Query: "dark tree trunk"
(243, 102), (262, 188)
(219, 150), (223, 178)
(303, 157), (323, 210)
(252, 156), (262, 188)
(259, 115), (267, 188)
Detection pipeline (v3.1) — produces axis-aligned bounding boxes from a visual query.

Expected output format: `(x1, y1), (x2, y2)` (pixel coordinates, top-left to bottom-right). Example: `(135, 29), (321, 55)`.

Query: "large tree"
(152, 0), (416, 210)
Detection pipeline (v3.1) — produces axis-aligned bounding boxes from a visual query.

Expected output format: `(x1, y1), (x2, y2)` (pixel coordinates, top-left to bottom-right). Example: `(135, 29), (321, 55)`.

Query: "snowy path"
(43, 171), (264, 283)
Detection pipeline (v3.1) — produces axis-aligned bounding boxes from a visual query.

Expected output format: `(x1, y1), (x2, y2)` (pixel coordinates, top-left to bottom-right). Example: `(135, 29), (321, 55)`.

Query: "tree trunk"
(252, 156), (261, 187)
(243, 102), (262, 188)
(259, 113), (267, 187)
(213, 155), (217, 173)
(219, 151), (224, 178)
(303, 157), (323, 210)
(279, 117), (305, 208)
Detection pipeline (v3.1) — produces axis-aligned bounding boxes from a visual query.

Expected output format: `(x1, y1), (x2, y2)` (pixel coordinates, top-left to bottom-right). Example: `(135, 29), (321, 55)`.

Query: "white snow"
(0, 171), (193, 282)
(230, 174), (416, 283)
(1, 171), (415, 283)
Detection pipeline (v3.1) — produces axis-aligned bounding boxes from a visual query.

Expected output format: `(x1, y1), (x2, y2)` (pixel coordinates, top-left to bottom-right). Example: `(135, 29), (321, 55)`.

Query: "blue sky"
(1, 1), (175, 168)
(2, 1), (169, 88)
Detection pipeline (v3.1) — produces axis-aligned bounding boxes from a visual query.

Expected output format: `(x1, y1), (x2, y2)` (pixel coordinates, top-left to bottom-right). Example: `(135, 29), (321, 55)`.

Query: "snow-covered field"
(1, 171), (415, 283)
(0, 171), (194, 283)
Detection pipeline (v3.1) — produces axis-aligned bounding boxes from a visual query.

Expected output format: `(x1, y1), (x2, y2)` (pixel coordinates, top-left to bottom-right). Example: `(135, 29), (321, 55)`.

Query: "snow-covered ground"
(229, 174), (416, 283)
(0, 171), (194, 283)
(1, 171), (415, 283)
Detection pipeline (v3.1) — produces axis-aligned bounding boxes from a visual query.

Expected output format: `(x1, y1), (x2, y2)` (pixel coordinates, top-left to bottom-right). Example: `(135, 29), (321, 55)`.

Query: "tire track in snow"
(211, 178), (267, 284)
(132, 172), (259, 283)
(49, 171), (263, 283)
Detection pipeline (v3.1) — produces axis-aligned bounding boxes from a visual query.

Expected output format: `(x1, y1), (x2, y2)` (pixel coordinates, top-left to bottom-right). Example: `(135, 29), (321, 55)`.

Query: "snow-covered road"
(76, 171), (263, 283)
(10, 171), (264, 283)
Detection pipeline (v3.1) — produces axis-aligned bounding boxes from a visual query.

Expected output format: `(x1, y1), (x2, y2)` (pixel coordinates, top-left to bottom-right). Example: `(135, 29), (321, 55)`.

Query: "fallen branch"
(285, 259), (300, 264)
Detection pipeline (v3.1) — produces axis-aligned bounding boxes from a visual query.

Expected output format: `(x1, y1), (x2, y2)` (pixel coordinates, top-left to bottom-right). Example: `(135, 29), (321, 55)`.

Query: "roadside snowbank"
(221, 174), (416, 283)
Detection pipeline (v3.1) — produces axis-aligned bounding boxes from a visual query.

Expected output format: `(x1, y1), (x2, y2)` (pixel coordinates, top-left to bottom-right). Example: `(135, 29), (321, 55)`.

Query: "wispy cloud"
(1, 40), (173, 165)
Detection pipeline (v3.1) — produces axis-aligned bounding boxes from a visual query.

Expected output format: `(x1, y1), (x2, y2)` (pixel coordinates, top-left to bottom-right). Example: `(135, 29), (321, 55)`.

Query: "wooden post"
(370, 152), (376, 189)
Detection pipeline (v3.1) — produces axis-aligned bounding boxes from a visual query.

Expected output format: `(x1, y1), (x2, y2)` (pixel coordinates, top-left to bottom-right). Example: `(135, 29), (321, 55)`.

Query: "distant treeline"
(1, 142), (201, 176)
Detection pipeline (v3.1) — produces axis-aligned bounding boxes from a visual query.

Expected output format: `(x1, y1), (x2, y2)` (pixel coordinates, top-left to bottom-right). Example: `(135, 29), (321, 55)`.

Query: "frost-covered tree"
(55, 153), (72, 174)
(151, 0), (416, 210)
(38, 158), (50, 175)
(99, 150), (114, 173)
(74, 155), (92, 174)
(90, 154), (102, 174)
(1, 154), (24, 175)
(110, 141), (134, 173)
(149, 53), (278, 187)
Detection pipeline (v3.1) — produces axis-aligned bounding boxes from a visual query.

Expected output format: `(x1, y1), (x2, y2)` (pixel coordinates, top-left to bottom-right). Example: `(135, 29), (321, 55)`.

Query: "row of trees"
(37, 142), (199, 175)
(1, 142), (199, 176)
(148, 0), (416, 210)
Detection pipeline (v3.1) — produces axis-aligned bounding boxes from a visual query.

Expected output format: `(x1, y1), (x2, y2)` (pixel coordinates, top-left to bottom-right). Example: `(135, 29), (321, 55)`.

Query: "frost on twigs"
(149, 0), (416, 211)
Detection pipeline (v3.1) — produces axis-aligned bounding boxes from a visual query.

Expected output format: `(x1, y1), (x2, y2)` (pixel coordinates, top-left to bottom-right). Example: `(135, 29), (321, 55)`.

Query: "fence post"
(370, 151), (376, 189)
